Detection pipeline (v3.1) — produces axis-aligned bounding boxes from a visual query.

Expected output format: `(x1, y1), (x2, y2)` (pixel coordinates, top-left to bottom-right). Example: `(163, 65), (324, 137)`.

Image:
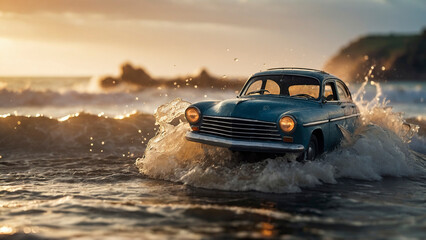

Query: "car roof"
(251, 67), (339, 83)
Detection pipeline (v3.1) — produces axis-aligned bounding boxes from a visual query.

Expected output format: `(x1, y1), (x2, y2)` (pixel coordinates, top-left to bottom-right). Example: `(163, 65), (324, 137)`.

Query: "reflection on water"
(0, 77), (425, 239)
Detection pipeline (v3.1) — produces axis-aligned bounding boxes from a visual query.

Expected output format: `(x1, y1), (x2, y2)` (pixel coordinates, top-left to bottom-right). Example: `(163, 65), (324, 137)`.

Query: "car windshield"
(241, 75), (320, 100)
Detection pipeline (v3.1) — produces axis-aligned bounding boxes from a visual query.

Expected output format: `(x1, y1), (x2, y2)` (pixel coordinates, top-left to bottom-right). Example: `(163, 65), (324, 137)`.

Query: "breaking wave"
(0, 112), (155, 155)
(136, 92), (426, 193)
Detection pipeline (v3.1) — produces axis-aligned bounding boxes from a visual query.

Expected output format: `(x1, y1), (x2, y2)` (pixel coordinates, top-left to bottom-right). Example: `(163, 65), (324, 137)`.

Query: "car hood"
(202, 96), (318, 122)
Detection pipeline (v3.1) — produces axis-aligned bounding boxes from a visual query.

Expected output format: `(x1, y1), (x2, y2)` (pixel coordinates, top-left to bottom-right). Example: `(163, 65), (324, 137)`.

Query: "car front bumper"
(186, 131), (305, 153)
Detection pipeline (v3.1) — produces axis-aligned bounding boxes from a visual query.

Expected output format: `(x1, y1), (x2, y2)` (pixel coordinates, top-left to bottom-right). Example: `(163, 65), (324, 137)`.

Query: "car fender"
(278, 107), (329, 150)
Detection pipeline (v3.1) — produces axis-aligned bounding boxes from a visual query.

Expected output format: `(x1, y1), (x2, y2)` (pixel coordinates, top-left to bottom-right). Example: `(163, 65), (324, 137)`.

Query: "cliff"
(324, 29), (426, 82)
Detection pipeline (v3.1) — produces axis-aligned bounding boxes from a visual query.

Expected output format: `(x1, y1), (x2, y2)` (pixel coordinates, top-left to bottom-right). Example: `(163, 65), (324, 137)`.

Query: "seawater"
(0, 77), (426, 239)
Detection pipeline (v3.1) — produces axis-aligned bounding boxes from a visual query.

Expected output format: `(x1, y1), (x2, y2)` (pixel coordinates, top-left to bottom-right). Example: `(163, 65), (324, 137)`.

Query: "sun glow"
(58, 112), (80, 122)
(114, 110), (137, 120)
(0, 226), (15, 235)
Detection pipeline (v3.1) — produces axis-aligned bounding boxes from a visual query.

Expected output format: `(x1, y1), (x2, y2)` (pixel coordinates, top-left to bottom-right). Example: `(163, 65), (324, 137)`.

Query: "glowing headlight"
(185, 107), (200, 124)
(279, 116), (296, 133)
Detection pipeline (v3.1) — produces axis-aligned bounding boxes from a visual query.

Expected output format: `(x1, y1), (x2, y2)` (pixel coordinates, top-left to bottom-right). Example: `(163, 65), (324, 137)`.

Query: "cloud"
(0, 0), (425, 33)
(0, 0), (425, 76)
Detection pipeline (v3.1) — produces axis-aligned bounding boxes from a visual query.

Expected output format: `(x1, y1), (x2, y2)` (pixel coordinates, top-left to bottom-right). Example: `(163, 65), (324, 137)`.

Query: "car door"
(335, 80), (358, 132)
(322, 80), (346, 149)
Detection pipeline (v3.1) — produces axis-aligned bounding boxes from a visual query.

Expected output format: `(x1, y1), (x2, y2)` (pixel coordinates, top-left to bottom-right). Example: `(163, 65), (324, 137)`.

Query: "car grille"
(199, 116), (282, 141)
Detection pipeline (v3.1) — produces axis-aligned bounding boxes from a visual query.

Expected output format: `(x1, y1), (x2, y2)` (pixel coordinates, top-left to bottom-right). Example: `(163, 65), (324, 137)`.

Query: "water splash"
(353, 66), (419, 141)
(136, 76), (425, 193)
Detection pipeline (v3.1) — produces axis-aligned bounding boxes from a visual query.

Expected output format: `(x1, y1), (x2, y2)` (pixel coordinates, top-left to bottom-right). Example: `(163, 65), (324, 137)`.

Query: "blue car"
(185, 68), (360, 160)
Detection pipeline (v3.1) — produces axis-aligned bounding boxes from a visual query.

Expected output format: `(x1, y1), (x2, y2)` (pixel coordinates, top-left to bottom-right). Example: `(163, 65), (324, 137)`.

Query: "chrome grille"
(199, 116), (282, 141)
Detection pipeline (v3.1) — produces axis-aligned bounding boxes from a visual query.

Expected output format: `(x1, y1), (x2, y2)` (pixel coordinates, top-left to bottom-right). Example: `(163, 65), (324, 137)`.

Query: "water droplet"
(17, 121), (21, 125)
(90, 137), (93, 140)
(194, 85), (198, 88)
(138, 130), (142, 133)
(135, 97), (139, 100)
(90, 143), (94, 146)
(204, 95), (207, 98)
(101, 141), (105, 145)
(381, 66), (386, 71)
(174, 82), (177, 86)
(234, 58), (239, 62)
(23, 227), (31, 234)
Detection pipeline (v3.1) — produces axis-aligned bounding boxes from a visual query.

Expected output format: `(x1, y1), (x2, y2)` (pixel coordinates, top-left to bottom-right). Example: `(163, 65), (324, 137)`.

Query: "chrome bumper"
(185, 132), (304, 153)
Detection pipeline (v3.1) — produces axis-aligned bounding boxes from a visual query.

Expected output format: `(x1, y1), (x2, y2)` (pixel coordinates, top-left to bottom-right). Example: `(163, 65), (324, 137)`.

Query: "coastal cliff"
(324, 29), (426, 82)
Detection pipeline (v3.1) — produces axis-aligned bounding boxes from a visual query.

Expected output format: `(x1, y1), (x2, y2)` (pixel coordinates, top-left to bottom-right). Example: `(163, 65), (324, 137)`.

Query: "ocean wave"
(0, 112), (155, 155)
(349, 83), (426, 104)
(0, 88), (138, 107)
(136, 98), (426, 193)
(0, 86), (236, 110)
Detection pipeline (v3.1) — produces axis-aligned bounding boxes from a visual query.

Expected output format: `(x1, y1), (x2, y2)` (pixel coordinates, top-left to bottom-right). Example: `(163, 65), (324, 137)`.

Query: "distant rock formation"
(324, 29), (426, 82)
(100, 63), (155, 88)
(100, 63), (243, 90)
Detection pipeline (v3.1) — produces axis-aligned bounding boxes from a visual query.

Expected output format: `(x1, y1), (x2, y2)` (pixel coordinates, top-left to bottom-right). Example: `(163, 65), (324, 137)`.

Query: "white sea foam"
(136, 81), (426, 193)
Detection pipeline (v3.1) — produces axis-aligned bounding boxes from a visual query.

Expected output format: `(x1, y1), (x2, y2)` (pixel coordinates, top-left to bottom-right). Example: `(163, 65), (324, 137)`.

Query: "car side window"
(264, 80), (280, 95)
(336, 81), (351, 101)
(323, 82), (337, 101)
(246, 80), (263, 95)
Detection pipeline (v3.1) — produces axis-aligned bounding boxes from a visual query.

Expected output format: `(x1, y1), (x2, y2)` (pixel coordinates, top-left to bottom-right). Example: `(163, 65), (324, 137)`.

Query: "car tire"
(298, 135), (318, 161)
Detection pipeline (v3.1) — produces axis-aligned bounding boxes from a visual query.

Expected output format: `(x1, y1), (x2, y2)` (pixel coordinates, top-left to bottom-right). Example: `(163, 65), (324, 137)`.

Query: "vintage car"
(184, 68), (360, 160)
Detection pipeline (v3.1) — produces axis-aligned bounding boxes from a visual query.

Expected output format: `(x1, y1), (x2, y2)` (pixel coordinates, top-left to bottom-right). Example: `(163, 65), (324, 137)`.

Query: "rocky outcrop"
(100, 63), (244, 90)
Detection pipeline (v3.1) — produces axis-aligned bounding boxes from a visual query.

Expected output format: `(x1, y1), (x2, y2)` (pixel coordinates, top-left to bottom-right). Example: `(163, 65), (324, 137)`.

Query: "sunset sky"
(0, 0), (425, 77)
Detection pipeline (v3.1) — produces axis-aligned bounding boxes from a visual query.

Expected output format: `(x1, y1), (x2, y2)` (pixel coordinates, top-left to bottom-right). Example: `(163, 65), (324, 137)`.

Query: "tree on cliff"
(324, 28), (426, 82)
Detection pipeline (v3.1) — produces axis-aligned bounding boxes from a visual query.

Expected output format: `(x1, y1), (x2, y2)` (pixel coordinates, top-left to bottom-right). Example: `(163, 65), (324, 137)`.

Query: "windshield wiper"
(246, 89), (270, 95)
(290, 94), (316, 100)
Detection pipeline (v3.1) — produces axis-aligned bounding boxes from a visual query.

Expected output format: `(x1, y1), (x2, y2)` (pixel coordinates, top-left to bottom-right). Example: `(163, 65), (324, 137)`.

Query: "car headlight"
(279, 116), (296, 133)
(185, 107), (201, 124)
